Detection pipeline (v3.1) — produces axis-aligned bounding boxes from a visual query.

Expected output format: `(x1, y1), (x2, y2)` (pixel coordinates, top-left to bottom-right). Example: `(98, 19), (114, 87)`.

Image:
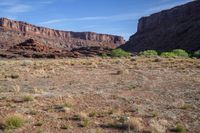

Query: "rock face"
(0, 18), (125, 51)
(121, 0), (200, 52)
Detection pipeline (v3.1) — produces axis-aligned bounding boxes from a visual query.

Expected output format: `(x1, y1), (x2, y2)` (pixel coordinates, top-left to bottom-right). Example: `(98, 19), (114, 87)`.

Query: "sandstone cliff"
(0, 18), (125, 50)
(121, 0), (200, 52)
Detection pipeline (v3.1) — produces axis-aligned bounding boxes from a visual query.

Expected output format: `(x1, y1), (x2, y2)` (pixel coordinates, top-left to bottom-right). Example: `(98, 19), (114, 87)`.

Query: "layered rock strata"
(121, 0), (200, 52)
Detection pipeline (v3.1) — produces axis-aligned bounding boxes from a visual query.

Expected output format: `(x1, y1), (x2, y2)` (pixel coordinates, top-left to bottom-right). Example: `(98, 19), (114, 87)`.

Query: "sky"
(0, 0), (194, 40)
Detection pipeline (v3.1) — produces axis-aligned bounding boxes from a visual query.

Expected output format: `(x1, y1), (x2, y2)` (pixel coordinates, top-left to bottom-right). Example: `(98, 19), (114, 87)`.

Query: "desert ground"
(0, 57), (199, 133)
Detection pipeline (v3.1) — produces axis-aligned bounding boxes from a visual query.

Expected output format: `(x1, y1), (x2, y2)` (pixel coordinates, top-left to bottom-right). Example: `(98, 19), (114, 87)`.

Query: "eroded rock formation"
(0, 18), (125, 51)
(0, 39), (113, 58)
(121, 0), (200, 52)
(7, 39), (77, 58)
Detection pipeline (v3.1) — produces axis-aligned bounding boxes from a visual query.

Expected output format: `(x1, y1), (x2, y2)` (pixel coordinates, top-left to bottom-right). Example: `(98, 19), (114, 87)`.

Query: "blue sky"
(0, 0), (193, 40)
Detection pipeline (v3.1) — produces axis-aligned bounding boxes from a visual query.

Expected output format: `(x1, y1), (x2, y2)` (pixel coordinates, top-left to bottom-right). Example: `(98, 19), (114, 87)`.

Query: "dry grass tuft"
(127, 117), (144, 131)
(4, 114), (25, 129)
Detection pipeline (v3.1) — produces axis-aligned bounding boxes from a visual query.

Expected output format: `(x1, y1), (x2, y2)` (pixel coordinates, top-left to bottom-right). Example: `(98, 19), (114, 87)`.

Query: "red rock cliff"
(121, 0), (200, 52)
(0, 18), (125, 50)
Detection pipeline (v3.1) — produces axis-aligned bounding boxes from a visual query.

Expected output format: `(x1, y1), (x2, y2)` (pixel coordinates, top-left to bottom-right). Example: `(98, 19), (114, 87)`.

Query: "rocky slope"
(121, 0), (200, 52)
(0, 18), (125, 51)
(7, 39), (77, 58)
(0, 38), (112, 58)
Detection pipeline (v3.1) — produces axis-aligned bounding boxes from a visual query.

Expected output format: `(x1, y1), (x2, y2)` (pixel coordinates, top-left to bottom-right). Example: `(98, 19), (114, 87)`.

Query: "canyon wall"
(0, 18), (125, 50)
(121, 0), (200, 52)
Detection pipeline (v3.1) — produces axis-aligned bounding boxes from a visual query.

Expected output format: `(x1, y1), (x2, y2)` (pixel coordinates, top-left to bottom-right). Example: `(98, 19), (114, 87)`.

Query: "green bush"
(160, 52), (177, 58)
(174, 124), (186, 133)
(111, 49), (131, 58)
(140, 50), (158, 57)
(172, 49), (189, 57)
(5, 114), (25, 129)
(193, 50), (200, 58)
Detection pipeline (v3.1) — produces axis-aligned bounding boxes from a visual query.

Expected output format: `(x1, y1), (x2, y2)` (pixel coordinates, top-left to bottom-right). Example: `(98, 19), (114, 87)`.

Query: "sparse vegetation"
(89, 111), (97, 117)
(179, 104), (193, 110)
(12, 85), (21, 93)
(152, 112), (159, 118)
(28, 110), (37, 115)
(138, 49), (190, 58)
(60, 124), (70, 129)
(22, 95), (34, 102)
(128, 117), (143, 131)
(193, 50), (200, 58)
(110, 49), (131, 58)
(140, 50), (158, 57)
(0, 58), (199, 132)
(105, 116), (143, 131)
(174, 124), (186, 133)
(160, 52), (177, 58)
(36, 130), (43, 133)
(81, 118), (90, 127)
(4, 114), (25, 129)
(34, 122), (43, 127)
(100, 53), (108, 58)
(73, 112), (88, 121)
(63, 102), (73, 108)
(160, 49), (189, 58)
(172, 49), (189, 57)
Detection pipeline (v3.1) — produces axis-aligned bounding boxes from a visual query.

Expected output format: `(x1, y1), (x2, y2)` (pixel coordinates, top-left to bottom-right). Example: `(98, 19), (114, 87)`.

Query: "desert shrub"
(4, 114), (25, 129)
(22, 95), (34, 102)
(140, 50), (158, 57)
(100, 53), (108, 58)
(128, 117), (143, 131)
(160, 52), (177, 58)
(60, 124), (70, 129)
(73, 112), (88, 121)
(111, 49), (131, 58)
(174, 124), (186, 133)
(179, 104), (193, 110)
(89, 111), (97, 117)
(172, 49), (189, 57)
(81, 118), (90, 127)
(63, 102), (73, 108)
(105, 116), (143, 131)
(193, 50), (200, 58)
(161, 49), (189, 58)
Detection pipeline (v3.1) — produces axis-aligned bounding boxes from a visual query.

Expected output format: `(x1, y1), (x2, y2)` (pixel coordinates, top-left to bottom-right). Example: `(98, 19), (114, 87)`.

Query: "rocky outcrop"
(7, 39), (77, 58)
(121, 0), (200, 52)
(0, 18), (125, 51)
(72, 47), (112, 57)
(0, 39), (112, 58)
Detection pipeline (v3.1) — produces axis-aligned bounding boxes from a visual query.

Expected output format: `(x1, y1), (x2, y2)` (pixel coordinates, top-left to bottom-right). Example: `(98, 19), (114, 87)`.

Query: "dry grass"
(128, 117), (144, 131)
(4, 114), (25, 129)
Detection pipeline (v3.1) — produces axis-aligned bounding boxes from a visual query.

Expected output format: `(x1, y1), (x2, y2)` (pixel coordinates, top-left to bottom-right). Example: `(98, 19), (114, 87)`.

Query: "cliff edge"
(0, 18), (125, 50)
